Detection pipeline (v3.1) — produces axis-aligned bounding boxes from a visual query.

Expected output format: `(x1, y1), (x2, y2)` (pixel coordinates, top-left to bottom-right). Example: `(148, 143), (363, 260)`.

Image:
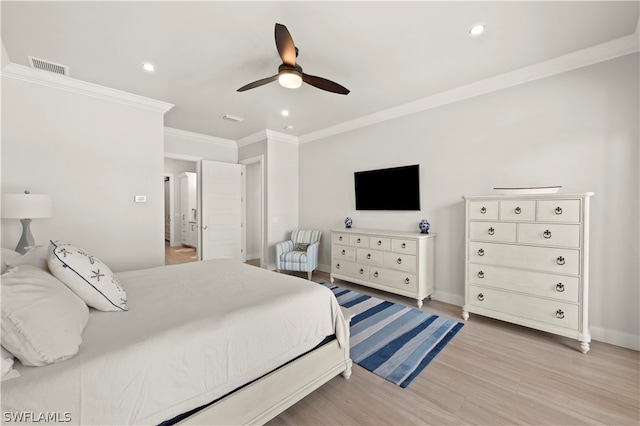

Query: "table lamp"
(1, 190), (52, 254)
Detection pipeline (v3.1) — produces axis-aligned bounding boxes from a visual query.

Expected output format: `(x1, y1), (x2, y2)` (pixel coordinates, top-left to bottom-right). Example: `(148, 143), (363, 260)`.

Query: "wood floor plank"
(264, 271), (640, 426)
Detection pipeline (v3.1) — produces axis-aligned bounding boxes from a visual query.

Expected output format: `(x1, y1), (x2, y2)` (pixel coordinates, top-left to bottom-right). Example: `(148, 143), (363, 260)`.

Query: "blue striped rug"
(324, 283), (464, 388)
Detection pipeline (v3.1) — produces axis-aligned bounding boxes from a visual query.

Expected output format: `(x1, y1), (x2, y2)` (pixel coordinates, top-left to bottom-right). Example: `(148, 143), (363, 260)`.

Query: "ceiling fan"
(237, 23), (350, 95)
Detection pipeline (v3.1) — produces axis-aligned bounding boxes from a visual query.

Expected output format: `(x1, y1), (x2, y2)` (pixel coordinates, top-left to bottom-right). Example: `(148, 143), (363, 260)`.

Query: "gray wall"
(298, 53), (639, 349)
(1, 75), (167, 272)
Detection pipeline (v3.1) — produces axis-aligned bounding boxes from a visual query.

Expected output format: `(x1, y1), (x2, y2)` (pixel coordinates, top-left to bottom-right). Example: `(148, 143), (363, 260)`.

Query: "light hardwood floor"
(164, 243), (197, 265)
(267, 269), (639, 426)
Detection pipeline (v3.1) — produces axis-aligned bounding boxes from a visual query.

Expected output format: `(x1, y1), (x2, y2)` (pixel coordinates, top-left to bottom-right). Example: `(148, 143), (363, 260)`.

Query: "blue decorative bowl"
(419, 219), (430, 234)
(345, 217), (353, 228)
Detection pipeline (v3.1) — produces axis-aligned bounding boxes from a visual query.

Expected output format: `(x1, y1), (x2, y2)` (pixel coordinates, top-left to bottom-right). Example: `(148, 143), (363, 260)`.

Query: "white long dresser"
(462, 192), (593, 353)
(330, 228), (436, 308)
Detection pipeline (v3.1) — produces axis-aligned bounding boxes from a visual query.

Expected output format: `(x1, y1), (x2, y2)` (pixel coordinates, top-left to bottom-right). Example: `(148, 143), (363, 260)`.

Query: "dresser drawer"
(538, 199), (581, 223)
(500, 200), (536, 221)
(333, 245), (356, 262)
(383, 252), (417, 273)
(469, 241), (580, 275)
(468, 263), (579, 303)
(333, 233), (350, 245)
(357, 248), (384, 266)
(469, 201), (499, 220)
(469, 222), (516, 243)
(369, 237), (391, 251)
(370, 267), (417, 291)
(468, 285), (579, 330)
(518, 223), (580, 248)
(350, 235), (370, 248)
(391, 239), (417, 255)
(333, 260), (369, 280)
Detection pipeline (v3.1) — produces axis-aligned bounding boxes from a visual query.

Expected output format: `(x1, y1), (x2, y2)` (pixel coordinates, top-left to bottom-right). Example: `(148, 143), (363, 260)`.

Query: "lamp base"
(15, 218), (35, 254)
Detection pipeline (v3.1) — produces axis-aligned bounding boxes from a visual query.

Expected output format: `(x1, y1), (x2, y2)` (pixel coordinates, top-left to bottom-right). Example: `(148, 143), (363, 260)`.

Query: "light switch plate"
(134, 195), (147, 203)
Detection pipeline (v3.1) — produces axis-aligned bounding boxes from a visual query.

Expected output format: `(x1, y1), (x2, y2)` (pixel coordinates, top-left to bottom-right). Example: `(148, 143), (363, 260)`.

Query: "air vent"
(28, 56), (69, 76)
(221, 114), (244, 123)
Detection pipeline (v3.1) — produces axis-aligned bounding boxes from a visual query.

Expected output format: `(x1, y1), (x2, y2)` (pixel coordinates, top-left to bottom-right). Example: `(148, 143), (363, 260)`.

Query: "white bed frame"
(178, 314), (353, 425)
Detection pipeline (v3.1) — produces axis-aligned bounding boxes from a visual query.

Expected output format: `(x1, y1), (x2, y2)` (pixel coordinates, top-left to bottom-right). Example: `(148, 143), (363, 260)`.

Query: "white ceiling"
(2, 1), (639, 142)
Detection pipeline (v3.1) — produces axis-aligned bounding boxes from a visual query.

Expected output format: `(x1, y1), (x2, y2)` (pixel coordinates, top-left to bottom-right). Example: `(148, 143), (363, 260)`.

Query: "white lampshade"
(2, 193), (52, 219)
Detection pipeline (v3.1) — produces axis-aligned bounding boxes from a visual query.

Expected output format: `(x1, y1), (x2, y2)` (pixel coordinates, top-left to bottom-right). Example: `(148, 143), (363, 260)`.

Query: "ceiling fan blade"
(302, 73), (350, 95)
(237, 75), (278, 92)
(275, 23), (297, 66)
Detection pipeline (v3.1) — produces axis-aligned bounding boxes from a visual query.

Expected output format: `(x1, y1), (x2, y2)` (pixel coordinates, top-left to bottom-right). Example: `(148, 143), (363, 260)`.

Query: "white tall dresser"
(462, 192), (593, 353)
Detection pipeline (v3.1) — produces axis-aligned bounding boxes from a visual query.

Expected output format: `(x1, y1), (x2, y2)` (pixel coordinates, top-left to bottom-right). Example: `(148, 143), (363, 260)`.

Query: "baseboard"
(432, 290), (464, 307)
(590, 326), (640, 351)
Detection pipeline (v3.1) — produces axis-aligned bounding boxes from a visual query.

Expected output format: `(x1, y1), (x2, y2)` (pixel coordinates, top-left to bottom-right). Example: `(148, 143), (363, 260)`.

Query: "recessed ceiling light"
(469, 24), (485, 36)
(142, 63), (155, 72)
(285, 125), (294, 130)
(281, 110), (289, 117)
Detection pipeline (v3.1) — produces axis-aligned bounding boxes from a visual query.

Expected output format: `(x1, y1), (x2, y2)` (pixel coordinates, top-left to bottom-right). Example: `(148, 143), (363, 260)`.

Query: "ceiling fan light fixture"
(278, 70), (303, 89)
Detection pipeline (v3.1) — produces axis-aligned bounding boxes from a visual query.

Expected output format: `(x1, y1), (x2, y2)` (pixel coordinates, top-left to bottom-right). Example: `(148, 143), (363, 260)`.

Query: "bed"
(1, 257), (351, 425)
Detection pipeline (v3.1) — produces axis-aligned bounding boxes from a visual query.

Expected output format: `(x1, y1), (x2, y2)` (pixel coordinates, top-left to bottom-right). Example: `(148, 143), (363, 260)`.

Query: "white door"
(201, 160), (245, 261)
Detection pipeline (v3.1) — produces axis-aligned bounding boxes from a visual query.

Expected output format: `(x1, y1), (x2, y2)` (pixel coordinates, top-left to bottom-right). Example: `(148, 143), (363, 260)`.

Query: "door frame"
(163, 173), (176, 246)
(165, 153), (202, 259)
(240, 155), (265, 268)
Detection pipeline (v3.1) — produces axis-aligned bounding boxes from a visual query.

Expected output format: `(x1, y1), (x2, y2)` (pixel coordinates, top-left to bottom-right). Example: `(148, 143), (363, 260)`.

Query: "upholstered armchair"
(276, 230), (322, 280)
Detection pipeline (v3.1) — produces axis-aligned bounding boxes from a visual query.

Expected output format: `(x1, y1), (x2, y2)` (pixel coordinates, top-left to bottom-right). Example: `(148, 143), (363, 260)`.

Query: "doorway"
(241, 156), (264, 268)
(164, 157), (199, 265)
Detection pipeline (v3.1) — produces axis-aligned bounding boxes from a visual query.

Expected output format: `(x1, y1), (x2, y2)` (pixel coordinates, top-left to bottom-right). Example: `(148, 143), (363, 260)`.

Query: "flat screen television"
(354, 164), (420, 210)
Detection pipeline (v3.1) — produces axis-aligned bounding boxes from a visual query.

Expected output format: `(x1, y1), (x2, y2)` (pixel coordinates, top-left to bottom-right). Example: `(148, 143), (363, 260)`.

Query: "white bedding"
(1, 259), (348, 425)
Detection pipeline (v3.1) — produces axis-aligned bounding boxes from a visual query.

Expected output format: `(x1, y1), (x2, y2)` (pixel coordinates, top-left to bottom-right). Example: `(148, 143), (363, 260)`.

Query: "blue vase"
(345, 217), (353, 228)
(419, 219), (430, 234)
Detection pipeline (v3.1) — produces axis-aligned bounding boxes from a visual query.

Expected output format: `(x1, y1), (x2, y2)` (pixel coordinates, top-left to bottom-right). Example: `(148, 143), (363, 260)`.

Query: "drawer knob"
(555, 206), (563, 215)
(555, 309), (565, 319)
(357, 238), (361, 243)
(367, 253), (371, 259)
(373, 271), (379, 278)
(555, 283), (565, 292)
(477, 271), (485, 279)
(488, 227), (495, 235)
(377, 240), (382, 246)
(339, 236), (343, 241)
(543, 230), (552, 239)
(477, 293), (484, 302)
(401, 242), (407, 248)
(359, 268), (364, 274)
(515, 207), (522, 214)
(404, 278), (410, 285)
(341, 249), (346, 255)
(480, 207), (487, 214)
(478, 248), (485, 256)
(336, 263), (340, 269)
(396, 258), (402, 264)
(556, 256), (565, 265)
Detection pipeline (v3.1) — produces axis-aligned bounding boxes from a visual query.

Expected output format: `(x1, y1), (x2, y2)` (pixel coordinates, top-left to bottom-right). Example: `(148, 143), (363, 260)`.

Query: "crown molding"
(236, 129), (299, 147)
(265, 129), (299, 145)
(164, 126), (236, 147)
(237, 130), (268, 147)
(299, 33), (639, 144)
(2, 63), (174, 114)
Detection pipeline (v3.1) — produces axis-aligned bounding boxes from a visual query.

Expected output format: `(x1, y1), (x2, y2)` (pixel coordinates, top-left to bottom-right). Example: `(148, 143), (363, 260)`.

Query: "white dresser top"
(331, 228), (436, 239)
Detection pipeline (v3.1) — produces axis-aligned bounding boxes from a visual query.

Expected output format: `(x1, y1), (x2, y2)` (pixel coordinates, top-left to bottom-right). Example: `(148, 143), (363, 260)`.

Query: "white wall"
(245, 162), (262, 260)
(1, 74), (169, 272)
(164, 127), (237, 163)
(299, 53), (639, 349)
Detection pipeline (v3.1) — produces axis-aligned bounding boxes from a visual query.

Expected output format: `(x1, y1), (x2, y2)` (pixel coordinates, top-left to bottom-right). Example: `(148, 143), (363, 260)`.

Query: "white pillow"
(1, 346), (20, 381)
(0, 265), (89, 366)
(4, 245), (49, 271)
(47, 240), (127, 312)
(1, 248), (22, 274)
